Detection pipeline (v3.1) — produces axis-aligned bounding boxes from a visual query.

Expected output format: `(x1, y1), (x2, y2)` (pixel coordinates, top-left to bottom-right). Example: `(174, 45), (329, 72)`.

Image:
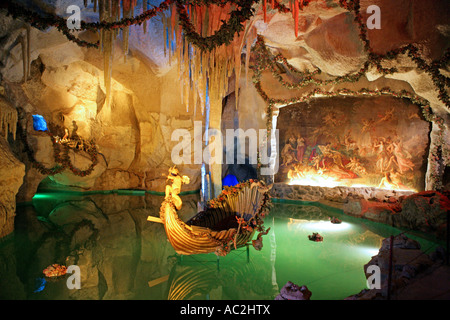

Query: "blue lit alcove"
(32, 115), (48, 131)
(222, 174), (239, 187)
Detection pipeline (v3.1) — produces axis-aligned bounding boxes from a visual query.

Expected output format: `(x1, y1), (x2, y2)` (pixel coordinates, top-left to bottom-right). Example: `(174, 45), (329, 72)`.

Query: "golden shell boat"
(157, 179), (272, 256)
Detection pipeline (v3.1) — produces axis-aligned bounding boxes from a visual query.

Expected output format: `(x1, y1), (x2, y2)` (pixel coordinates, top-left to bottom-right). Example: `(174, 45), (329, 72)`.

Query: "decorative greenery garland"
(5, 0), (258, 52)
(175, 0), (258, 51)
(251, 0), (450, 109)
(5, 0), (173, 48)
(22, 130), (99, 177)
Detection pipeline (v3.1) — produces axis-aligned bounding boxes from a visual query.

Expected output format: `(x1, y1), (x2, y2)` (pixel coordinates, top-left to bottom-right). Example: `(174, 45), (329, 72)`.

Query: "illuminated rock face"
(350, 234), (437, 300)
(0, 10), (202, 200)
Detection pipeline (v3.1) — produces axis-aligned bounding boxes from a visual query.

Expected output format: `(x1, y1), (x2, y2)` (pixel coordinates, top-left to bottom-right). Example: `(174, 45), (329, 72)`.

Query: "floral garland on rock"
(4, 0), (304, 52)
(5, 0), (257, 52)
(175, 0), (258, 51)
(23, 130), (99, 177)
(5, 0), (173, 48)
(251, 1), (449, 109)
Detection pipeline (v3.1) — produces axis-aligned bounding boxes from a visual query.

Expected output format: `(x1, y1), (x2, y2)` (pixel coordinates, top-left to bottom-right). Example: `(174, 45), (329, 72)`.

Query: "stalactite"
(99, 0), (114, 109)
(290, 0), (294, 19)
(19, 24), (31, 83)
(171, 3), (258, 116)
(234, 43), (241, 110)
(0, 97), (18, 140)
(122, 0), (137, 61)
(263, 0), (267, 22)
(162, 12), (167, 57)
(245, 26), (257, 87)
(199, 51), (207, 115)
(294, 0), (299, 38)
(26, 24), (31, 80)
(20, 34), (27, 83)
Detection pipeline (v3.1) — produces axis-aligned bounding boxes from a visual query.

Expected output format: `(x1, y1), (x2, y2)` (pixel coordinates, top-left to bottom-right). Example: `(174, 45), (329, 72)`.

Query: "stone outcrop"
(346, 234), (448, 300)
(0, 136), (25, 238)
(275, 281), (312, 300)
(0, 11), (204, 200)
(398, 191), (450, 238)
(271, 182), (414, 202)
(343, 191), (450, 239)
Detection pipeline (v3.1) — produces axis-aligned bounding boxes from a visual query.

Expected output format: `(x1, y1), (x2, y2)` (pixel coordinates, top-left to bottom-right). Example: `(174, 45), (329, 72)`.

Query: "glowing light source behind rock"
(289, 173), (340, 188)
(32, 114), (48, 131)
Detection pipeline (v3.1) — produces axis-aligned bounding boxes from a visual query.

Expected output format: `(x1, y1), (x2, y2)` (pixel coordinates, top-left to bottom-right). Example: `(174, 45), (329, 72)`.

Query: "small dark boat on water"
(330, 217), (342, 224)
(308, 232), (323, 242)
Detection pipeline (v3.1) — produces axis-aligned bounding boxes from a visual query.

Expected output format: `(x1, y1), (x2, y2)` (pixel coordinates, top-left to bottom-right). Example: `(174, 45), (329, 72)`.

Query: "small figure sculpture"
(164, 166), (190, 210)
(61, 128), (69, 143)
(251, 227), (271, 251)
(275, 281), (312, 300)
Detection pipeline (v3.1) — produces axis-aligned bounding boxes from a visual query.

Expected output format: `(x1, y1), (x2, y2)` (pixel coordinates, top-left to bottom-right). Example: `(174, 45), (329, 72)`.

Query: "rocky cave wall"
(0, 0), (448, 240)
(0, 8), (209, 203)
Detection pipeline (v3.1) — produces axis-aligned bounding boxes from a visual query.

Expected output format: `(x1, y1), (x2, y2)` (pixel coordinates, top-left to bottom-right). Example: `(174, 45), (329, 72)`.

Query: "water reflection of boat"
(156, 180), (272, 256)
(159, 253), (275, 300)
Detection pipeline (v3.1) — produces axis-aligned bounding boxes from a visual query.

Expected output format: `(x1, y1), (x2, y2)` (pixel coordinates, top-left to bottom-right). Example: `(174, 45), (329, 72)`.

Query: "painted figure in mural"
(378, 171), (399, 190)
(373, 137), (390, 173)
(288, 136), (297, 148)
(319, 143), (344, 169)
(390, 170), (405, 189)
(345, 157), (367, 176)
(362, 118), (376, 133)
(390, 139), (414, 173)
(281, 142), (296, 167)
(165, 166), (190, 210)
(311, 155), (322, 170)
(296, 134), (306, 163)
(343, 130), (357, 153)
(377, 107), (396, 123)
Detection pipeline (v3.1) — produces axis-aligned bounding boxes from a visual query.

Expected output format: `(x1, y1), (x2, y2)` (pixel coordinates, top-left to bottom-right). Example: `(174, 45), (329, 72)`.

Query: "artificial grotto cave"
(0, 0), (449, 303)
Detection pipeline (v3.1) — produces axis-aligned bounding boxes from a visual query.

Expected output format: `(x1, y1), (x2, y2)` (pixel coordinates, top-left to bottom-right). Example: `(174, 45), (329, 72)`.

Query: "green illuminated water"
(0, 192), (440, 300)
